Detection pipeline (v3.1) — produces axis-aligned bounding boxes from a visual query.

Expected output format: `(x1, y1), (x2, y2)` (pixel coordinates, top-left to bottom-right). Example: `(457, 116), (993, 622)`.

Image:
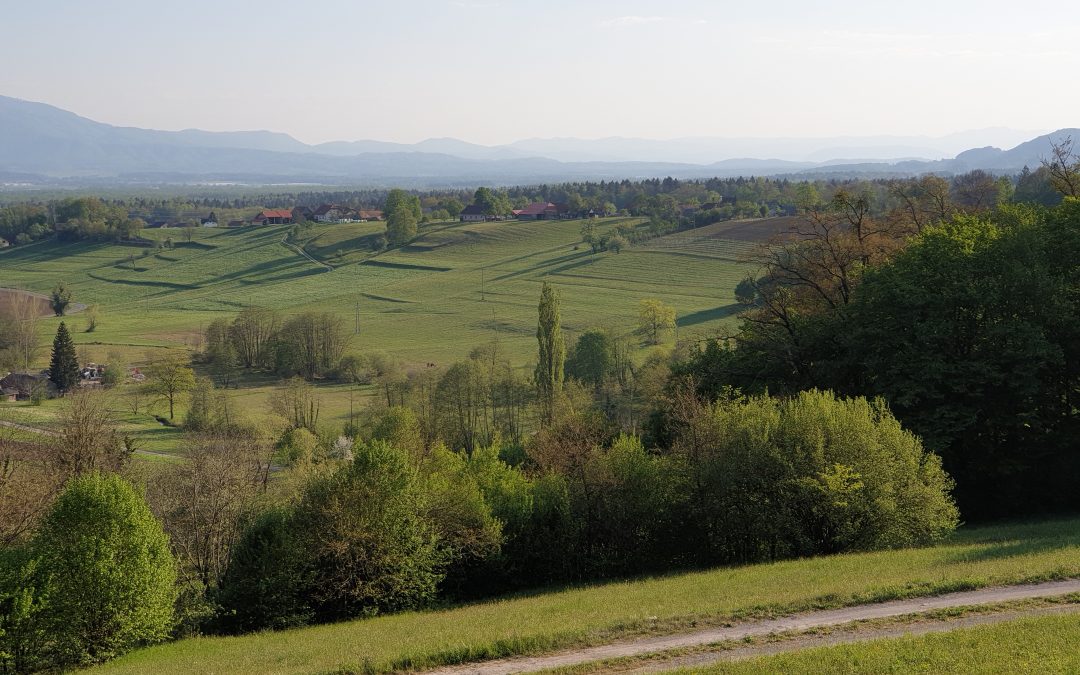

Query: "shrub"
(278, 427), (319, 466)
(31, 473), (177, 666)
(674, 389), (958, 564)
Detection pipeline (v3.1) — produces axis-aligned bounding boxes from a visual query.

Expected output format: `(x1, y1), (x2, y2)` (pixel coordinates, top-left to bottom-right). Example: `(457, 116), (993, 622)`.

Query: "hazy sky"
(2, 0), (1077, 144)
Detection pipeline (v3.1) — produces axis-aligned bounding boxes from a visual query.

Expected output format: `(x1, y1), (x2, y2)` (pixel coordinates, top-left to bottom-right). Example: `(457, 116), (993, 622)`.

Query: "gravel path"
(425, 579), (1080, 675)
(625, 603), (1080, 672)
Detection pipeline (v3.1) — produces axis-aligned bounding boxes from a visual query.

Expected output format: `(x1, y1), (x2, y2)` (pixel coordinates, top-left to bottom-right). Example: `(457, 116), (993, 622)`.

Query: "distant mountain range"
(0, 95), (1074, 187)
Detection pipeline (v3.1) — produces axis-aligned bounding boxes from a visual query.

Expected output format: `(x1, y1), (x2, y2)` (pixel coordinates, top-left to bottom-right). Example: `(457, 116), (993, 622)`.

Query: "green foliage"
(219, 441), (444, 630)
(565, 329), (615, 388)
(675, 390), (958, 563)
(0, 547), (49, 673)
(30, 473), (177, 667)
(49, 282), (72, 316)
(48, 320), (79, 392)
(214, 508), (314, 634)
(472, 187), (511, 216)
(843, 203), (1080, 517)
(146, 354), (196, 420)
(369, 405), (424, 459)
(638, 298), (676, 344)
(385, 189), (421, 245)
(734, 276), (757, 305)
(278, 427), (319, 466)
(687, 198), (1080, 520)
(534, 282), (565, 422)
(417, 445), (503, 594)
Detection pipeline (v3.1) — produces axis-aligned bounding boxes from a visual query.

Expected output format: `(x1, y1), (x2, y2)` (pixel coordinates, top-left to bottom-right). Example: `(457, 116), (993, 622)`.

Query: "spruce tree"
(49, 321), (79, 393)
(535, 282), (565, 423)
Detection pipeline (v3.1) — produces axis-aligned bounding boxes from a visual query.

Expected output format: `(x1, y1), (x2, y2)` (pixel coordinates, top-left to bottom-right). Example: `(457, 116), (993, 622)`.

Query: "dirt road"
(425, 579), (1080, 675)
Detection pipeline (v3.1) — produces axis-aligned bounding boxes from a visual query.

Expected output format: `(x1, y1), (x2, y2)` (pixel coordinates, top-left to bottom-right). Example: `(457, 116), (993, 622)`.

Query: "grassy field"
(0, 217), (768, 435)
(695, 612), (1080, 674)
(94, 516), (1080, 674)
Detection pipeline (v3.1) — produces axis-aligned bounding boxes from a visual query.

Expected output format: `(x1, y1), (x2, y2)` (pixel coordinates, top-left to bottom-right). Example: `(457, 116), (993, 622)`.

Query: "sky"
(1, 0), (1077, 145)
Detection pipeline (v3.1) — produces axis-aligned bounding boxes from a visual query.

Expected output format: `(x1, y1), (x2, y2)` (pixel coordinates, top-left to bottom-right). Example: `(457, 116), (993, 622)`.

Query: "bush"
(278, 427), (320, 466)
(29, 473), (177, 667)
(674, 390), (958, 564)
(214, 508), (313, 634)
(219, 441), (443, 629)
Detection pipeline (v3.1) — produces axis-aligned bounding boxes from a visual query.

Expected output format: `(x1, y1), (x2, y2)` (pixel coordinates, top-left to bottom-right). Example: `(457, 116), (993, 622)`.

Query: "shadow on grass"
(677, 304), (742, 327)
(944, 515), (1080, 564)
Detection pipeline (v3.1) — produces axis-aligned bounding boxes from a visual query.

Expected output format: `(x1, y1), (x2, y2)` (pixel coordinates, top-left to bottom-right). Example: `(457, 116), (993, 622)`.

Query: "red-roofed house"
(251, 209), (294, 225)
(516, 202), (563, 220)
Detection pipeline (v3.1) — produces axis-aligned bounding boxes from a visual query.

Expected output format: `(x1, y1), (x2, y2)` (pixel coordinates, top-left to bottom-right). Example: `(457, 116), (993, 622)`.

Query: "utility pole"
(481, 268), (485, 301)
(354, 300), (360, 334)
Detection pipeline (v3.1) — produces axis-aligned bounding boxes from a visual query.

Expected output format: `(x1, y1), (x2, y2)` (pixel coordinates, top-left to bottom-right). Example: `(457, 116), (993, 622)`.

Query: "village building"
(250, 209), (294, 226)
(0, 371), (54, 401)
(516, 202), (566, 220)
(292, 206), (313, 222)
(357, 209), (383, 221)
(200, 212), (218, 227)
(312, 204), (346, 223)
(459, 204), (487, 222)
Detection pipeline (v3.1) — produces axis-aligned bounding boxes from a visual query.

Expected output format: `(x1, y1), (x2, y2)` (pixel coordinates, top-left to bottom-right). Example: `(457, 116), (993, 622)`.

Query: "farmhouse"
(516, 202), (565, 220)
(357, 209), (383, 221)
(200, 212), (218, 227)
(312, 204), (346, 223)
(0, 371), (54, 401)
(459, 204), (487, 222)
(292, 206), (313, 222)
(251, 209), (294, 226)
(0, 238), (9, 248)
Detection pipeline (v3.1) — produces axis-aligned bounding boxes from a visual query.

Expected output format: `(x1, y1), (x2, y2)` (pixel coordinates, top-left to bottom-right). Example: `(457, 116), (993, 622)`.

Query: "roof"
(518, 202), (559, 216)
(312, 204), (339, 216)
(460, 204), (486, 216)
(256, 209), (293, 219)
(357, 209), (383, 219)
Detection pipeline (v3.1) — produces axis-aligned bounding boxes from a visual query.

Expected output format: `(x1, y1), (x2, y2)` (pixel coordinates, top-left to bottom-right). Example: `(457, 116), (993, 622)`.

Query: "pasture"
(0, 216), (775, 433)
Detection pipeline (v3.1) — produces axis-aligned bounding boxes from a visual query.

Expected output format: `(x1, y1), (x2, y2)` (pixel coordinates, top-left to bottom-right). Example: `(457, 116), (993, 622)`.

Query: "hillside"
(91, 517), (1080, 674)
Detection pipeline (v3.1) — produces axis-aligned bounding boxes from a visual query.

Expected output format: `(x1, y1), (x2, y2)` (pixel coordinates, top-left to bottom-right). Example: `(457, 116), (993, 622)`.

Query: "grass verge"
(690, 608), (1080, 674)
(94, 516), (1080, 675)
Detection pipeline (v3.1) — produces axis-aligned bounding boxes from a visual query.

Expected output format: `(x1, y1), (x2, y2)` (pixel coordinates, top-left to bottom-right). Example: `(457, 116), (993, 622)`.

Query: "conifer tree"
(535, 282), (565, 423)
(49, 321), (79, 393)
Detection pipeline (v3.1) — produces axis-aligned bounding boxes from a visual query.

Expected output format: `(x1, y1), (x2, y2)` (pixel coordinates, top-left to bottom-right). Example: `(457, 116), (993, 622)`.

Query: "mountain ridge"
(0, 95), (1073, 187)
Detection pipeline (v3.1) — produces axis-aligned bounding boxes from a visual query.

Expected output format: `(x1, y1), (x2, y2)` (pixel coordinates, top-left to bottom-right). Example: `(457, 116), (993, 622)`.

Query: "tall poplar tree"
(49, 321), (79, 393)
(535, 282), (565, 423)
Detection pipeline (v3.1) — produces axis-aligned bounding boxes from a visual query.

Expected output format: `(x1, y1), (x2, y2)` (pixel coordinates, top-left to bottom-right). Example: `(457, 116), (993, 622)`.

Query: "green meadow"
(0, 216), (764, 437)
(93, 517), (1080, 675)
